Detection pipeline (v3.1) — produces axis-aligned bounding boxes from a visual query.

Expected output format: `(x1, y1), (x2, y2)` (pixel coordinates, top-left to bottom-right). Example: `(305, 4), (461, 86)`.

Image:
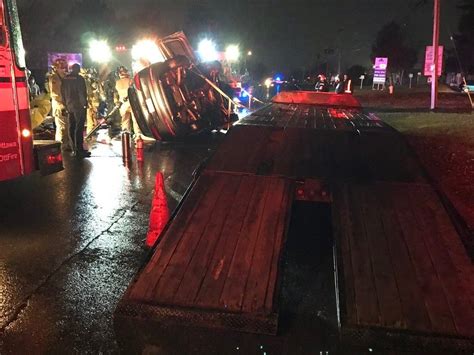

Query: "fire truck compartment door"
(0, 48), (22, 181)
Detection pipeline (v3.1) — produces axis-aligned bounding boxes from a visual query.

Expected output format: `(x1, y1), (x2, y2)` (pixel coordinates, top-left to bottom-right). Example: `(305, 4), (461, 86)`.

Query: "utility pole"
(431, 0), (440, 110)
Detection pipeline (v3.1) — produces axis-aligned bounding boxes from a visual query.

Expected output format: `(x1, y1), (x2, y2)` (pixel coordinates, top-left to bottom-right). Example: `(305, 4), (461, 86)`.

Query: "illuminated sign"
(424, 46), (443, 77)
(373, 57), (388, 84)
(48, 52), (83, 70)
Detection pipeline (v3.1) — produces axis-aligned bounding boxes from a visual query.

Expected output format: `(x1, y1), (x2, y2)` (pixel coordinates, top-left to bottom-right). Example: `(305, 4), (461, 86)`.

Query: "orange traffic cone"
(146, 172), (170, 247)
(136, 136), (144, 162)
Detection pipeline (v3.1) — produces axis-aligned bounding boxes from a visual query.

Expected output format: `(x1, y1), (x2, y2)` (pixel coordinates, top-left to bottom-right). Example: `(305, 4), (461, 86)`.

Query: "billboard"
(47, 52), (83, 70)
(373, 57), (388, 84)
(424, 46), (443, 77)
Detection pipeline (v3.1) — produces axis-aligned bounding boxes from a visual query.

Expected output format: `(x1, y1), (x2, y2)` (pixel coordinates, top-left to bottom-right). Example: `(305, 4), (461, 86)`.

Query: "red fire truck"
(0, 0), (62, 182)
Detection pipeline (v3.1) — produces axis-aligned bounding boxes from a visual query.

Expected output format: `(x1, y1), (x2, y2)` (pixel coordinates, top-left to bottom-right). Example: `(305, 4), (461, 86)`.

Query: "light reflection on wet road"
(0, 130), (341, 354)
(0, 134), (218, 353)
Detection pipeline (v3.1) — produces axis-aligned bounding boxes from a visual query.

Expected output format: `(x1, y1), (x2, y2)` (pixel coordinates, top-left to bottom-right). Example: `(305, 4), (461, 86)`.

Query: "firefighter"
(81, 68), (102, 134)
(61, 63), (90, 158)
(115, 66), (153, 143)
(30, 93), (52, 129)
(47, 58), (69, 147)
(334, 75), (345, 94)
(28, 75), (41, 99)
(314, 74), (329, 92)
(99, 67), (121, 139)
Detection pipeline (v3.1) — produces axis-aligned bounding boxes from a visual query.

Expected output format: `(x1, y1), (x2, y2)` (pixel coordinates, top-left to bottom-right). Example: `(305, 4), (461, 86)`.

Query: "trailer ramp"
(333, 182), (474, 350)
(117, 172), (293, 334)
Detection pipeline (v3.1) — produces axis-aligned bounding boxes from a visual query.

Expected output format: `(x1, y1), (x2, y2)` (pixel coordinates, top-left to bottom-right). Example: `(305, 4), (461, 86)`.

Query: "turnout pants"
(86, 107), (97, 134)
(120, 102), (142, 138)
(68, 108), (87, 152)
(52, 100), (68, 144)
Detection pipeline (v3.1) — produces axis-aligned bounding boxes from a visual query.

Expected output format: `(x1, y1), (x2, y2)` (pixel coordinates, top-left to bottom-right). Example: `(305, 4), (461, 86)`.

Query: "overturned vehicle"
(129, 32), (238, 141)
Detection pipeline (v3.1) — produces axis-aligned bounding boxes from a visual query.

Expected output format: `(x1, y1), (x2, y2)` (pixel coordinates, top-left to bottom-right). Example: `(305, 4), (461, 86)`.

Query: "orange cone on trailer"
(146, 172), (170, 247)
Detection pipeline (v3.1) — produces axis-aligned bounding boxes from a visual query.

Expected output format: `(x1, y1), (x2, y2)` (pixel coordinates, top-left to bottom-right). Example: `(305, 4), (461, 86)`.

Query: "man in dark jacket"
(61, 63), (90, 157)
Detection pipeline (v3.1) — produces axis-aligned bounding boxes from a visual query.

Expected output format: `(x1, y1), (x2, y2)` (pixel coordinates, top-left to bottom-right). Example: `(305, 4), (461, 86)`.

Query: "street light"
(225, 44), (240, 62)
(264, 78), (272, 88)
(88, 39), (112, 64)
(264, 77), (272, 100)
(247, 50), (252, 56)
(198, 39), (218, 62)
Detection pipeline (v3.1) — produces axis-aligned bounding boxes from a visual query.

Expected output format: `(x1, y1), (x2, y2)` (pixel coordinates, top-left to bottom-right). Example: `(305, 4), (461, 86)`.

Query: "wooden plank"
(239, 128), (273, 173)
(242, 178), (286, 313)
(205, 126), (264, 172)
(376, 184), (432, 332)
(327, 132), (358, 180)
(212, 127), (250, 172)
(409, 185), (474, 337)
(251, 129), (286, 175)
(128, 173), (212, 301)
(358, 184), (404, 328)
(172, 174), (243, 306)
(150, 174), (228, 302)
(219, 177), (271, 311)
(391, 185), (457, 335)
(361, 133), (399, 181)
(306, 130), (327, 178)
(332, 184), (357, 325)
(264, 181), (292, 310)
(347, 184), (380, 325)
(273, 128), (301, 177)
(228, 127), (272, 173)
(194, 175), (258, 308)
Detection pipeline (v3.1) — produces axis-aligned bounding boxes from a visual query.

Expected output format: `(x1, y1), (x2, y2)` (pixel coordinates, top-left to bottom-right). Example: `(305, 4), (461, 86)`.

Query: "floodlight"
(88, 40), (112, 63)
(198, 39), (218, 62)
(225, 45), (240, 62)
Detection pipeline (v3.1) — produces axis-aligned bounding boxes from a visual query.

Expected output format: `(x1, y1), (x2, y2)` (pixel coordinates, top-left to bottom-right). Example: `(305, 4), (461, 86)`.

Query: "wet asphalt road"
(0, 131), (346, 354)
(0, 134), (218, 353)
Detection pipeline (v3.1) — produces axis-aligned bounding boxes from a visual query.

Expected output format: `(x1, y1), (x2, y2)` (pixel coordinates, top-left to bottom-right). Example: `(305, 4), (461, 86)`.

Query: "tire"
(130, 60), (228, 140)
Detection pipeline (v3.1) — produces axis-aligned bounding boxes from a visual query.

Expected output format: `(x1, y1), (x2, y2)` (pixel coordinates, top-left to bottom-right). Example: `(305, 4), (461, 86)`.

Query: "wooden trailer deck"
(205, 124), (426, 183)
(117, 95), (473, 349)
(332, 182), (474, 347)
(117, 172), (293, 334)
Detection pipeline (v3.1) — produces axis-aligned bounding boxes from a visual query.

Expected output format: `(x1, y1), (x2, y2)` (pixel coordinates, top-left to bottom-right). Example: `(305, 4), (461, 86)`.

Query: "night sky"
(18, 0), (462, 72)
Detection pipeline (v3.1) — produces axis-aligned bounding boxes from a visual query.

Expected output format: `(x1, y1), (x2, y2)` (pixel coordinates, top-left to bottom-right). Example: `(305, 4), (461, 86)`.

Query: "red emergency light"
(272, 91), (361, 108)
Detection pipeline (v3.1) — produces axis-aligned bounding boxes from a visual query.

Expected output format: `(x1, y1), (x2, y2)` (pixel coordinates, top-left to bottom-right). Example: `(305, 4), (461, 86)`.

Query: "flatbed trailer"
(116, 92), (474, 351)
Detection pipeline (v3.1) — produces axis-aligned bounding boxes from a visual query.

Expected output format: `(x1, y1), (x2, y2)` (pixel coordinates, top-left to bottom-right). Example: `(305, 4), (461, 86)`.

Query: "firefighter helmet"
(52, 58), (68, 72)
(117, 65), (129, 78)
